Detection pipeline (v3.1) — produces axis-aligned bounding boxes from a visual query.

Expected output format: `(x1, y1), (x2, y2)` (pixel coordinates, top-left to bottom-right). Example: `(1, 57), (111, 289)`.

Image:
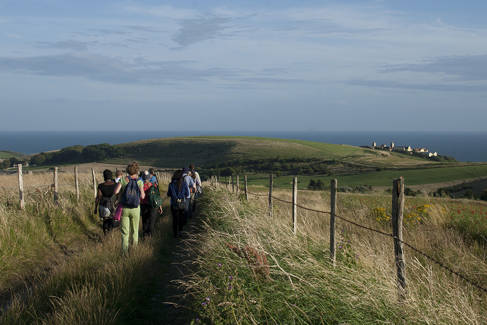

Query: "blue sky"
(1, 0), (487, 131)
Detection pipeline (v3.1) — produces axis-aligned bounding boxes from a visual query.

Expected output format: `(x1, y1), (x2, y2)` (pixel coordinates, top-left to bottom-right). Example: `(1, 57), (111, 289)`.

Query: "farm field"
(242, 164), (487, 189)
(0, 170), (486, 324)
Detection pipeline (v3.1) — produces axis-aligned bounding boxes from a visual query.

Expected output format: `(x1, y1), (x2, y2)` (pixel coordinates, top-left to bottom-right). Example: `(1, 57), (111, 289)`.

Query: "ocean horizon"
(1, 131), (486, 162)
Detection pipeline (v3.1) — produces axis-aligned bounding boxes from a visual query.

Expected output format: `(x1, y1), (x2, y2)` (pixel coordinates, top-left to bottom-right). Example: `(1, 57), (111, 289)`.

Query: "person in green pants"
(114, 161), (145, 254)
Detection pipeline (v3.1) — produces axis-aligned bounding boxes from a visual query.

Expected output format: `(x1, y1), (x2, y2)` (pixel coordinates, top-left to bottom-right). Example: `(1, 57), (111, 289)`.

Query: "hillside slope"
(115, 136), (435, 168)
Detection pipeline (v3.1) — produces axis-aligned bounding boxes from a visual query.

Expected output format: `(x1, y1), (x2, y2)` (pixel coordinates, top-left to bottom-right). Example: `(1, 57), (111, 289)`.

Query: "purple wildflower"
(228, 275), (233, 280)
(202, 302), (207, 306)
(206, 297), (211, 302)
(217, 263), (222, 268)
(228, 285), (233, 290)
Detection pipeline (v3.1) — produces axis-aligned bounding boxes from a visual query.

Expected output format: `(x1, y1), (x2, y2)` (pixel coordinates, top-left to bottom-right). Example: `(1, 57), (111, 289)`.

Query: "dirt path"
(142, 209), (204, 325)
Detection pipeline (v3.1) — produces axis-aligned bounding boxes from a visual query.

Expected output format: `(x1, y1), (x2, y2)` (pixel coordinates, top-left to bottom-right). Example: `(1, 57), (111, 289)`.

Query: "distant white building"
(369, 139), (438, 158)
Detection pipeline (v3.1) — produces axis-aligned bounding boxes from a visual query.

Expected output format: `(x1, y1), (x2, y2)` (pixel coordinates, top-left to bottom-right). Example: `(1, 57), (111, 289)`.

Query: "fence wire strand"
(244, 188), (487, 295)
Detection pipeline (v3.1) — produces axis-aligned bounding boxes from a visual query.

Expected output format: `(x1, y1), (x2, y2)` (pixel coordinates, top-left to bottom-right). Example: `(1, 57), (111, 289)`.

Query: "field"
(238, 164), (487, 191)
(243, 165), (487, 189)
(0, 151), (23, 160)
(179, 186), (487, 324)
(1, 170), (486, 324)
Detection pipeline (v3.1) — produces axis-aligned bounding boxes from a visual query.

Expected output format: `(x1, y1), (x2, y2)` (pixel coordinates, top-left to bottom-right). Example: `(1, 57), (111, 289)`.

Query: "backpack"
(122, 177), (141, 208)
(148, 185), (163, 208)
(99, 195), (116, 218)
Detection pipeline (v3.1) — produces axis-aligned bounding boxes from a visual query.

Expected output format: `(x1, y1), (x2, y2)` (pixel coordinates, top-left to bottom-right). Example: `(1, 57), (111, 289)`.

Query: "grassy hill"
(27, 136), (487, 189)
(0, 150), (24, 160)
(114, 136), (434, 168)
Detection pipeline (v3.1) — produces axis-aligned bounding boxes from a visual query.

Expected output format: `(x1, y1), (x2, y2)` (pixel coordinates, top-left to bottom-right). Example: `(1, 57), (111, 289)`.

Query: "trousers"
(120, 206), (140, 253)
(141, 204), (158, 237)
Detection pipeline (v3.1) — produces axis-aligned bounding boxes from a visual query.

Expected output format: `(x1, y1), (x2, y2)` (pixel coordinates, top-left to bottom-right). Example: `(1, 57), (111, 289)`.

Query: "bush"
(308, 179), (325, 190)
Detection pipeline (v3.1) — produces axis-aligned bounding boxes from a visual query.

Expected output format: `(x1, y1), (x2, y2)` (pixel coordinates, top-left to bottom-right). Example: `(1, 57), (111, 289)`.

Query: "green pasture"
(0, 151), (23, 159)
(241, 164), (487, 189)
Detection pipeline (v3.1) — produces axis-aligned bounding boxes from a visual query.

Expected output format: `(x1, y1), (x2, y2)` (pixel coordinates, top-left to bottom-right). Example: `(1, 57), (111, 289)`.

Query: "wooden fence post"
(244, 175), (248, 201)
(227, 176), (230, 190)
(268, 174), (273, 217)
(330, 179), (337, 266)
(53, 167), (59, 203)
(292, 176), (298, 235)
(392, 177), (406, 299)
(215, 175), (218, 187)
(91, 168), (97, 199)
(231, 175), (235, 193)
(74, 166), (80, 201)
(18, 164), (24, 210)
(236, 175), (240, 194)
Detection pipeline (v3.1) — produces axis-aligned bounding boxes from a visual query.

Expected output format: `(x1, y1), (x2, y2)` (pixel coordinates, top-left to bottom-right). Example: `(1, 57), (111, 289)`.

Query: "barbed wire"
(242, 187), (487, 294)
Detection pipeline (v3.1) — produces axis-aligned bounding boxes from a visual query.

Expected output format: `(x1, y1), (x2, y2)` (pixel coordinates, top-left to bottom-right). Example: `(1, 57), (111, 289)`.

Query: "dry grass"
(1, 171), (486, 324)
(179, 186), (487, 324)
(0, 172), (176, 324)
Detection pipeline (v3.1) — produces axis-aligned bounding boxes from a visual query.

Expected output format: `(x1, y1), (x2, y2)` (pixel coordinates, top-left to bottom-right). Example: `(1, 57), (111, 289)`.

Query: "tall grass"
(180, 187), (486, 324)
(1, 171), (486, 324)
(0, 172), (180, 324)
(0, 172), (100, 291)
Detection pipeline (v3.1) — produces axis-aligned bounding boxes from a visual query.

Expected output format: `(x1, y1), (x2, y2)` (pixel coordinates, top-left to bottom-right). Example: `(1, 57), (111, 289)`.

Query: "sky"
(1, 0), (487, 132)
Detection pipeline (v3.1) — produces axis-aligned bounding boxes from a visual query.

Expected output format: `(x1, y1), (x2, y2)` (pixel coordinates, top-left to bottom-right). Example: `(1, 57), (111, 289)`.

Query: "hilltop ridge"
(114, 136), (436, 168)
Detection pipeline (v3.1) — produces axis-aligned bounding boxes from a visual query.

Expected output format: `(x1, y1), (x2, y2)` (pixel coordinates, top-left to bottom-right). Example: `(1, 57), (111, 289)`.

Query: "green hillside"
(0, 150), (24, 160)
(28, 136), (487, 189)
(114, 136), (434, 168)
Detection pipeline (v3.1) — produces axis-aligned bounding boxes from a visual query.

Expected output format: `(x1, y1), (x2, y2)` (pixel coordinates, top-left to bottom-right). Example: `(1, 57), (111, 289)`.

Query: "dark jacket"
(167, 180), (190, 206)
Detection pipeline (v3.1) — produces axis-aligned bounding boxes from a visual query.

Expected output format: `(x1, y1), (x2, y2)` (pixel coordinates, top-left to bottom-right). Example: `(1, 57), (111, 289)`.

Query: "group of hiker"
(94, 162), (202, 253)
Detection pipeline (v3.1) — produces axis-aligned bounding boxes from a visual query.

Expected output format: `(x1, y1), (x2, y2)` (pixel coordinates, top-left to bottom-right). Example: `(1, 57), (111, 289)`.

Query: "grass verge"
(179, 187), (486, 324)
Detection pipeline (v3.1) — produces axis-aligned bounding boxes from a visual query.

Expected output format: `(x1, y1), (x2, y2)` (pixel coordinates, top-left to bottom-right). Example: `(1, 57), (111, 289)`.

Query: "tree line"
(30, 144), (124, 166)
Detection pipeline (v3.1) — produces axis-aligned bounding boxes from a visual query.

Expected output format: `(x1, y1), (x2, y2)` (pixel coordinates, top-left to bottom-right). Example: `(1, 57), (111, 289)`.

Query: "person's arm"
(114, 182), (122, 195)
(185, 183), (191, 199)
(139, 183), (146, 200)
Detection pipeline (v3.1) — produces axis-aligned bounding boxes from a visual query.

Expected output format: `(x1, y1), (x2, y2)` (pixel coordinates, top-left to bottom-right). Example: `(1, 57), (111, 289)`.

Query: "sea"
(1, 131), (486, 162)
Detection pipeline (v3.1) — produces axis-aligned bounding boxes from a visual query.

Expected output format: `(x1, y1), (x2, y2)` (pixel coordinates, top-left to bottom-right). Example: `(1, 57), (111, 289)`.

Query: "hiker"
(189, 164), (202, 194)
(94, 169), (118, 235)
(115, 170), (123, 183)
(114, 161), (145, 253)
(167, 169), (190, 237)
(149, 168), (158, 186)
(140, 173), (163, 238)
(189, 164), (202, 212)
(182, 168), (196, 220)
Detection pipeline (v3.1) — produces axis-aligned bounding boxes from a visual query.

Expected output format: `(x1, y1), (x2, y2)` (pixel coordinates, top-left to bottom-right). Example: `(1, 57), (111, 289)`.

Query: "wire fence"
(240, 184), (487, 295)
